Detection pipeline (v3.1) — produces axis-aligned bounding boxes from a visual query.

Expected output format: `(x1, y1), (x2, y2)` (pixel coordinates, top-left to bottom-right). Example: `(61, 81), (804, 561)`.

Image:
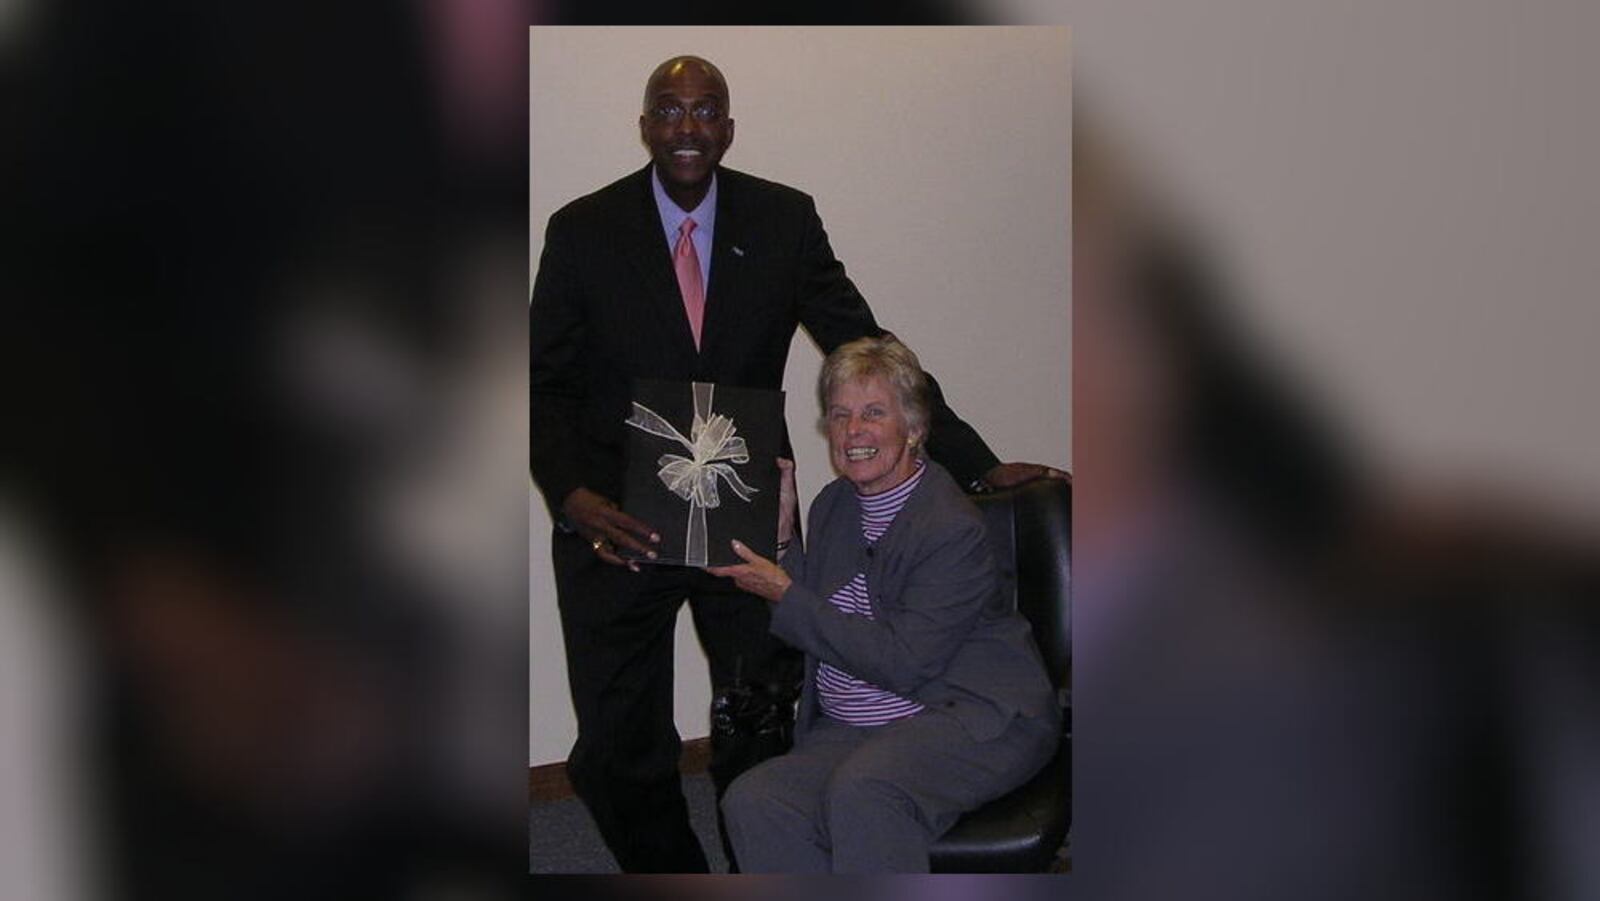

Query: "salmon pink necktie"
(674, 218), (706, 350)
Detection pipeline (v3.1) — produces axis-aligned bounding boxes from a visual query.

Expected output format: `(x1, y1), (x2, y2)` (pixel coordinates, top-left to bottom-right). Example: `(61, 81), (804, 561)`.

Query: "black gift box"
(620, 379), (785, 567)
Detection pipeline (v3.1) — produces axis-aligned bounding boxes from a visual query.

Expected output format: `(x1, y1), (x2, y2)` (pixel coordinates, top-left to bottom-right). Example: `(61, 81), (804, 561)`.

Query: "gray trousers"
(720, 708), (1057, 873)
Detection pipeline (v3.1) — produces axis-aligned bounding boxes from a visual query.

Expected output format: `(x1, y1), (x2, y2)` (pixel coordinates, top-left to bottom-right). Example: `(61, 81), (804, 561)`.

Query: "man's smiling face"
(639, 59), (734, 212)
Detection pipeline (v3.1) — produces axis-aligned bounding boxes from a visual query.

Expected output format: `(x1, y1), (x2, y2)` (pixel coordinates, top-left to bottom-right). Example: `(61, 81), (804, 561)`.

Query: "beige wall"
(529, 26), (1071, 765)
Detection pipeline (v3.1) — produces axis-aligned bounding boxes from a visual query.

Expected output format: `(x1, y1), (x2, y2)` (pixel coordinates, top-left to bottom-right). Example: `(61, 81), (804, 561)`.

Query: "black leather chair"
(929, 477), (1071, 873)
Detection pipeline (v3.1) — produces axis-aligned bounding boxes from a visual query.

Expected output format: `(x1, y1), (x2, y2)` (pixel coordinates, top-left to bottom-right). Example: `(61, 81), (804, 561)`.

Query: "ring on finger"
(591, 537), (606, 552)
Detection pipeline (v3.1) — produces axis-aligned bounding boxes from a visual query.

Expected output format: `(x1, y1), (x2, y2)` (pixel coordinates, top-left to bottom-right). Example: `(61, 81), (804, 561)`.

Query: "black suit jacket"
(529, 164), (999, 519)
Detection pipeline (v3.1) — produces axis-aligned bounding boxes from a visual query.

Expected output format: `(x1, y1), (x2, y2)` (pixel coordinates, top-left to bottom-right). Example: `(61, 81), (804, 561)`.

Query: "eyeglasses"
(647, 102), (725, 125)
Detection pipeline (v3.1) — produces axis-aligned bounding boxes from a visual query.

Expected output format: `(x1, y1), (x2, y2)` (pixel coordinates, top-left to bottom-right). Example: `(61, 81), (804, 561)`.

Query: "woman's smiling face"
(826, 376), (922, 495)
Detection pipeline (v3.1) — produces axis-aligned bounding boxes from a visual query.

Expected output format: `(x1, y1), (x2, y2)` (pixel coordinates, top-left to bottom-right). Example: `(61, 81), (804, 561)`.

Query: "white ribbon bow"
(625, 382), (759, 565)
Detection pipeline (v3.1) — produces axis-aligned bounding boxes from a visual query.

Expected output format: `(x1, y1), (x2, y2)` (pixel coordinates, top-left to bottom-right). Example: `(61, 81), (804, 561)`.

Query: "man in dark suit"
(529, 54), (1063, 872)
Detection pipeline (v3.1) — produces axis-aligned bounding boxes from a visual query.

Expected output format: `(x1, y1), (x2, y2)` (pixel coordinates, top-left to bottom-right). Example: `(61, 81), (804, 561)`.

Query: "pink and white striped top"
(817, 460), (928, 726)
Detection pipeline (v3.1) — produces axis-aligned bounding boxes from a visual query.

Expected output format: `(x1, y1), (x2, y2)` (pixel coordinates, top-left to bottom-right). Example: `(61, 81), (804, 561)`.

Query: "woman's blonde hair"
(817, 335), (931, 443)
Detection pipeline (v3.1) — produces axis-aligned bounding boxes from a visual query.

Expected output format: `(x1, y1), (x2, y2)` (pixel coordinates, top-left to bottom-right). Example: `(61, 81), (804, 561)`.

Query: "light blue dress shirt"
(650, 166), (716, 293)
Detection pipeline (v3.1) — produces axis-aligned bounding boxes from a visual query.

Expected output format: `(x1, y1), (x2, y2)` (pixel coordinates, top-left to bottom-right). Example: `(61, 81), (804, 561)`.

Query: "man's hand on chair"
(982, 463), (1071, 490)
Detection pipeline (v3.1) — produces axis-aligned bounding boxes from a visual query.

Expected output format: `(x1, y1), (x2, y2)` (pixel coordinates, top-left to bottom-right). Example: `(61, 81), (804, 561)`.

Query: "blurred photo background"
(7, 2), (1599, 900)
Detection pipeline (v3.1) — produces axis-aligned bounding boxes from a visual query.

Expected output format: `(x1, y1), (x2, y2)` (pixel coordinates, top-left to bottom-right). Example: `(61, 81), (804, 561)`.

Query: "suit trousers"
(549, 530), (803, 873)
(720, 707), (1059, 873)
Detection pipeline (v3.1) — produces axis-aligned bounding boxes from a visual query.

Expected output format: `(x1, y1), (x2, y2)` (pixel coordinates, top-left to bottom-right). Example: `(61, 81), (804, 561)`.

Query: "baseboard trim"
(527, 760), (572, 803)
(530, 736), (712, 803)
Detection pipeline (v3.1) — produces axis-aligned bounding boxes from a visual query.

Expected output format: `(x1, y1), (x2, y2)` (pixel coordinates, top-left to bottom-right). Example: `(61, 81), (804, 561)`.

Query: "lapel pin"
(730, 245), (745, 257)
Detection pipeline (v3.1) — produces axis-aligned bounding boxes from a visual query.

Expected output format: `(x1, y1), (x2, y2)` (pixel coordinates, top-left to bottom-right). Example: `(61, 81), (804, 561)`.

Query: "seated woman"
(708, 336), (1061, 873)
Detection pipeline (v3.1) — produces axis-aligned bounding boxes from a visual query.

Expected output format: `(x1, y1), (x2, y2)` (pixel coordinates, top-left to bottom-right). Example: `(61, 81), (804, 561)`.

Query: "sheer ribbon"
(625, 382), (759, 565)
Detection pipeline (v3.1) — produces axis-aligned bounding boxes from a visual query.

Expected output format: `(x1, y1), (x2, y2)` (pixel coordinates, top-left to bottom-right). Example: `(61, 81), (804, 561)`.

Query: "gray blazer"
(771, 460), (1060, 744)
